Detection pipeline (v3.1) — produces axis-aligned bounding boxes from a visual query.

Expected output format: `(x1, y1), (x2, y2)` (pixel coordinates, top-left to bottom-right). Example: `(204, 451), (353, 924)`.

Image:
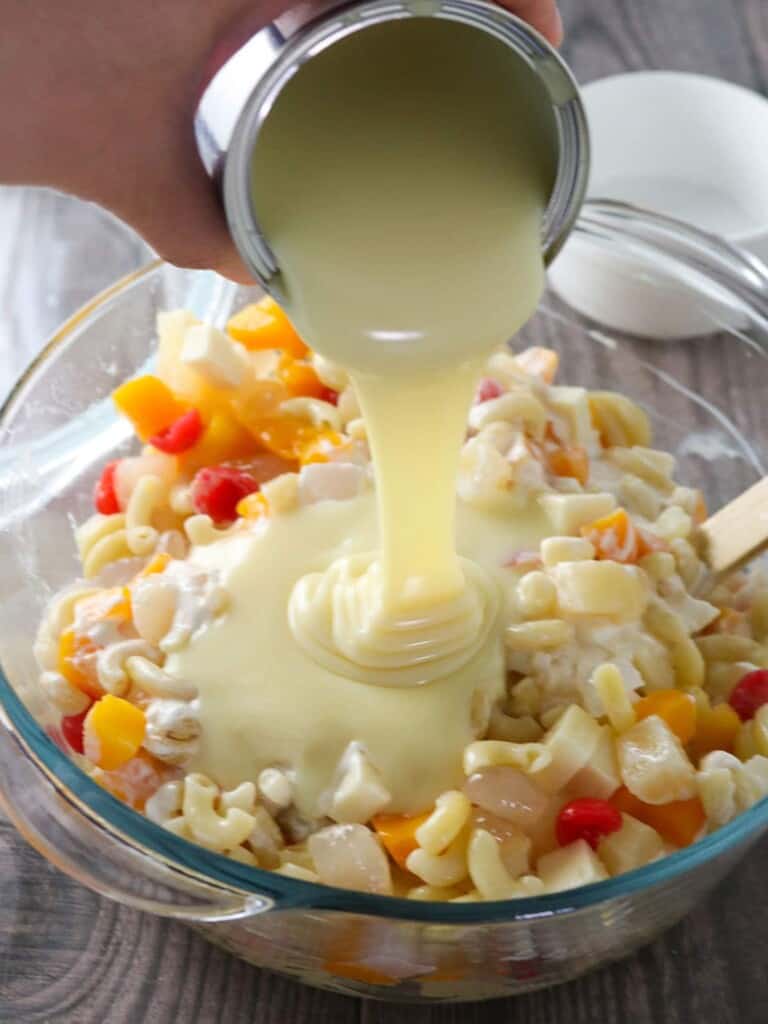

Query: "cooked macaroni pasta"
(35, 303), (768, 901)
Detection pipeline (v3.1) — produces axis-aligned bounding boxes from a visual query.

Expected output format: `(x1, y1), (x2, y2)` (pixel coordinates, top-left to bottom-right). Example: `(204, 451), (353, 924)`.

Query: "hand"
(0, 1), (562, 283)
(500, 1), (563, 46)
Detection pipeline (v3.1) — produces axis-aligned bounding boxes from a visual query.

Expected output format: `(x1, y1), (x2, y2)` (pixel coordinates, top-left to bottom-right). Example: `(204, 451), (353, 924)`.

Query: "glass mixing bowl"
(1, 202), (768, 1003)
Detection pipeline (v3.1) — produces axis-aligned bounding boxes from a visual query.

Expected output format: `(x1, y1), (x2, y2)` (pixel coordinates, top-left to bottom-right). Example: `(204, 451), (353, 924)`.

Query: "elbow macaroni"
(415, 790), (471, 855)
(184, 514), (237, 547)
(35, 323), (768, 902)
(406, 829), (470, 888)
(125, 475), (167, 551)
(467, 828), (523, 899)
(76, 514), (132, 578)
(96, 639), (161, 695)
(181, 773), (256, 852)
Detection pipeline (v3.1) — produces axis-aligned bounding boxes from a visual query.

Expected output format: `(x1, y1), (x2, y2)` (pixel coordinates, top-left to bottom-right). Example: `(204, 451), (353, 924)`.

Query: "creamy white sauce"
(169, 495), (550, 815)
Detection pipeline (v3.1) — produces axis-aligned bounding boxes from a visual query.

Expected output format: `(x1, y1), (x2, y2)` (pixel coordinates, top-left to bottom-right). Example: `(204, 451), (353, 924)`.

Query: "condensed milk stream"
(256, 19), (556, 681)
(173, 17), (563, 816)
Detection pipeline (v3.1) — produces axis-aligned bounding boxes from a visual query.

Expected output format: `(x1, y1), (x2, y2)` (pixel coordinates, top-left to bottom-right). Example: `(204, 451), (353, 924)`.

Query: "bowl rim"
(2, 249), (768, 924)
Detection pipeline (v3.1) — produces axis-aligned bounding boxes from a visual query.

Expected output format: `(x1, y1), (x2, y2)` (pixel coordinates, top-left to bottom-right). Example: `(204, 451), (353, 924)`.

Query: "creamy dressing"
(172, 18), (556, 814)
(170, 495), (550, 815)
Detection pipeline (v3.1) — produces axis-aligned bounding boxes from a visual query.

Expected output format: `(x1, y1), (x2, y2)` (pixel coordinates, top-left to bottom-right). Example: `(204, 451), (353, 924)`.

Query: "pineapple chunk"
(598, 813), (664, 874)
(551, 561), (649, 620)
(617, 715), (696, 804)
(540, 536), (595, 566)
(329, 745), (391, 824)
(696, 751), (739, 826)
(566, 725), (621, 800)
(734, 754), (768, 810)
(537, 839), (608, 892)
(547, 386), (596, 448)
(539, 492), (616, 535)
(155, 310), (231, 414)
(654, 505), (693, 542)
(156, 309), (198, 376)
(529, 705), (602, 793)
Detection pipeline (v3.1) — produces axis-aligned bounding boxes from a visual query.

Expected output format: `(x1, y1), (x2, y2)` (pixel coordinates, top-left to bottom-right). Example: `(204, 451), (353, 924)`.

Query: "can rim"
(222, 0), (590, 295)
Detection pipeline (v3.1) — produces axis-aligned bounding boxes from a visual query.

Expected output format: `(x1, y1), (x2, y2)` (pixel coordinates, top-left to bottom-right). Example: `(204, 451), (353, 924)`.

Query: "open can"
(195, 0), (590, 294)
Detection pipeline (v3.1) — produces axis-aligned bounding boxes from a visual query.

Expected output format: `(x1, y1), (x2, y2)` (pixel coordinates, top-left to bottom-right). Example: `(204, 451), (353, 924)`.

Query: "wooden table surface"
(2, 0), (768, 1021)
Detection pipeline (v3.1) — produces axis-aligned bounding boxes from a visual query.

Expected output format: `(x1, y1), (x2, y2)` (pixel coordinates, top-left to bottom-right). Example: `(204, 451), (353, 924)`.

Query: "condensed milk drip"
(290, 553), (499, 686)
(253, 18), (556, 686)
(172, 496), (551, 815)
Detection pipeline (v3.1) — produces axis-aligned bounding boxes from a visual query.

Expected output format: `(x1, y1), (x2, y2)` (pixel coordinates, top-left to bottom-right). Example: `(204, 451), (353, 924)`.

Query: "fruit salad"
(34, 297), (768, 901)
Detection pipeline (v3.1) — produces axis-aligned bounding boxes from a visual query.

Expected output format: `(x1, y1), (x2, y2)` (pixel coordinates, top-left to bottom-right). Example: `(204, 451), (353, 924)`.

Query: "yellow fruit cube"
(112, 375), (185, 441)
(84, 695), (146, 771)
(227, 298), (308, 358)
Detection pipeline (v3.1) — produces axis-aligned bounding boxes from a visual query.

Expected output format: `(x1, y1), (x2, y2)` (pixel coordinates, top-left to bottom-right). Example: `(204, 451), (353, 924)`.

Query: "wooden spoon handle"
(699, 477), (768, 574)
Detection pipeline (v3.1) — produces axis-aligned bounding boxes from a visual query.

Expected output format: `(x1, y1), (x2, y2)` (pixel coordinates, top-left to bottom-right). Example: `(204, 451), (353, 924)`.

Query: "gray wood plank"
(0, 0), (766, 1020)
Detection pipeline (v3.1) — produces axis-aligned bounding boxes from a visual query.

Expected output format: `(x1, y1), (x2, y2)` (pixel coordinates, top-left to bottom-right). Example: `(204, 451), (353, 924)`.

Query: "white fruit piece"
(654, 505), (693, 542)
(696, 751), (739, 826)
(309, 824), (393, 895)
(181, 323), (249, 389)
(537, 839), (608, 892)
(329, 745), (391, 824)
(598, 813), (664, 875)
(565, 725), (621, 800)
(617, 714), (696, 804)
(156, 309), (198, 378)
(551, 561), (649, 621)
(464, 766), (549, 828)
(539, 492), (616, 535)
(257, 767), (294, 810)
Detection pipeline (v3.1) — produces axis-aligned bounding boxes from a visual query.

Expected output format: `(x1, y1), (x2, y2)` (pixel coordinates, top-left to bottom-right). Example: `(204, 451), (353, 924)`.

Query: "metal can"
(195, 0), (590, 293)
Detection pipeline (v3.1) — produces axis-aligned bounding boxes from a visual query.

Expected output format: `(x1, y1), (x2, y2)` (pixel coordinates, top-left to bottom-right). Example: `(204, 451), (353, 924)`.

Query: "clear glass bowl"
(1, 203), (768, 1003)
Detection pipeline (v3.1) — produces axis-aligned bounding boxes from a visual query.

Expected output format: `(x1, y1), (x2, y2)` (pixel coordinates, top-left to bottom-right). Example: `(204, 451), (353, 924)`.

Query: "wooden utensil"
(700, 477), (768, 573)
